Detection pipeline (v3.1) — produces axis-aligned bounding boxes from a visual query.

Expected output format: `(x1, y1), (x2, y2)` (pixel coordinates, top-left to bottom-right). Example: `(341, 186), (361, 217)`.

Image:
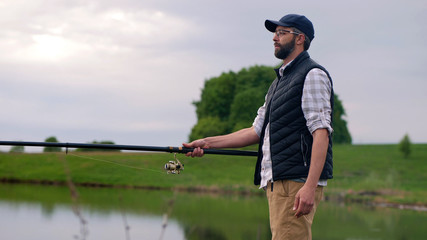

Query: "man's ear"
(296, 34), (305, 46)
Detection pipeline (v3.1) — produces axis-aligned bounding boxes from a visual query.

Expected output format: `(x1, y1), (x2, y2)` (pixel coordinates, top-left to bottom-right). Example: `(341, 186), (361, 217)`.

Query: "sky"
(1, 0), (426, 152)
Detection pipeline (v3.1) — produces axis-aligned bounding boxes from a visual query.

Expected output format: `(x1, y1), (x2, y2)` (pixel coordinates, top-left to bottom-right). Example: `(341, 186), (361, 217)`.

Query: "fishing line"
(67, 153), (164, 174)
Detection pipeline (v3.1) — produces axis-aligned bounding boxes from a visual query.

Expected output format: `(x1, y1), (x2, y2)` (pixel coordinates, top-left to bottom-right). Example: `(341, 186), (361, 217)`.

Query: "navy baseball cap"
(265, 14), (315, 41)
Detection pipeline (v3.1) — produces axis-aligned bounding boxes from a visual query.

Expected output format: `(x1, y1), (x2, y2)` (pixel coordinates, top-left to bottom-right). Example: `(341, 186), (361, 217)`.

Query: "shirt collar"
(279, 60), (294, 77)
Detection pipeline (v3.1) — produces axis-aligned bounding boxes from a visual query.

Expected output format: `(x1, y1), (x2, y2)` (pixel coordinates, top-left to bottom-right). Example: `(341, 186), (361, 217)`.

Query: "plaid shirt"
(253, 64), (332, 189)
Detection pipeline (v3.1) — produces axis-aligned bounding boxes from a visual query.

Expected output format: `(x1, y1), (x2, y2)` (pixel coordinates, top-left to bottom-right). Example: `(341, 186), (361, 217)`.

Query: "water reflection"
(0, 201), (185, 240)
(0, 184), (426, 240)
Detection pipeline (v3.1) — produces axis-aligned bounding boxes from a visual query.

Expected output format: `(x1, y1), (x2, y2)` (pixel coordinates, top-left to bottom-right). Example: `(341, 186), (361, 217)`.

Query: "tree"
(332, 94), (352, 144)
(229, 88), (264, 132)
(189, 64), (352, 144)
(399, 134), (411, 158)
(43, 136), (62, 152)
(189, 117), (228, 141)
(193, 71), (236, 122)
(10, 145), (24, 153)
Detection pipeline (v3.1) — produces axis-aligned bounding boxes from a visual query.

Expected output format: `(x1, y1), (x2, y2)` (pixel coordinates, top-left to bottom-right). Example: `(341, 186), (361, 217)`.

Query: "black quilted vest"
(254, 51), (334, 185)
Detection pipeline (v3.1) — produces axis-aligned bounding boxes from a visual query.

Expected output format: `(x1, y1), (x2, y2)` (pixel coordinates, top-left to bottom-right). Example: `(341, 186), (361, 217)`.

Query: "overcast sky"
(1, 0), (426, 152)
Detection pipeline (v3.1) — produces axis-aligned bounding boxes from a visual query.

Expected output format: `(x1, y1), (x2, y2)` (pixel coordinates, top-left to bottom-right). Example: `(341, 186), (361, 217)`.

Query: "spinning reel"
(164, 153), (184, 174)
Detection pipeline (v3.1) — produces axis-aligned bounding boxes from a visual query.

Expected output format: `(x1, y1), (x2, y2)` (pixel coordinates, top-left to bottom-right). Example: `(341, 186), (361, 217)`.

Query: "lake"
(0, 183), (426, 240)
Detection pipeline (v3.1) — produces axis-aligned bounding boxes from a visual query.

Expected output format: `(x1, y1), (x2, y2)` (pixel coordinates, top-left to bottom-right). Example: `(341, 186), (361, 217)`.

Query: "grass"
(1, 144), (426, 205)
(331, 144), (427, 205)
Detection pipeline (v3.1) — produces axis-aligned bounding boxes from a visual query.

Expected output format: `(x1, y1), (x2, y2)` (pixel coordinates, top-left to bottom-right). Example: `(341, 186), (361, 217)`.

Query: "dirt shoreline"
(2, 177), (426, 211)
(0, 177), (260, 196)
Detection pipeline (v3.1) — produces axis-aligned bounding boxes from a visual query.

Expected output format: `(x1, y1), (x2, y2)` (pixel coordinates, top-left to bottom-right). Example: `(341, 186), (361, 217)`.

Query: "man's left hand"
(293, 185), (316, 218)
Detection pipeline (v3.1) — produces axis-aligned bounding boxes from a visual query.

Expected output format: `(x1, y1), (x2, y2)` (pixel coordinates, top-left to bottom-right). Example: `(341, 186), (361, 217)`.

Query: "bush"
(75, 140), (120, 152)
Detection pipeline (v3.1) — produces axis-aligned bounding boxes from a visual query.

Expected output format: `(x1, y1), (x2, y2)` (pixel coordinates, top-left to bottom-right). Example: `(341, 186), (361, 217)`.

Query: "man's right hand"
(182, 139), (209, 157)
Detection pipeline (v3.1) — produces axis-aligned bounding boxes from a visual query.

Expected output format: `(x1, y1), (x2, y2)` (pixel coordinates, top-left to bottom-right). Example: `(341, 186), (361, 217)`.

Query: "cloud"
(1, 0), (427, 152)
(0, 1), (203, 150)
(0, 1), (196, 62)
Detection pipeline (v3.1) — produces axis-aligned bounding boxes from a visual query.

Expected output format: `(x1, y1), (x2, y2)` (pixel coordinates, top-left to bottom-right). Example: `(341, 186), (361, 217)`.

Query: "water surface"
(0, 184), (425, 240)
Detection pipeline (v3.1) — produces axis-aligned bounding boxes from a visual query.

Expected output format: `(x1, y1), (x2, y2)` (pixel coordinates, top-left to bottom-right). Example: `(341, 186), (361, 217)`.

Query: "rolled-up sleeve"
(252, 99), (267, 137)
(302, 68), (333, 135)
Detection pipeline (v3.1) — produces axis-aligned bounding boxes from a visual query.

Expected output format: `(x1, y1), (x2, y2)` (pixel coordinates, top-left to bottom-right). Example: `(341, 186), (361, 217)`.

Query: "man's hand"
(182, 127), (259, 158)
(293, 185), (316, 218)
(182, 139), (209, 157)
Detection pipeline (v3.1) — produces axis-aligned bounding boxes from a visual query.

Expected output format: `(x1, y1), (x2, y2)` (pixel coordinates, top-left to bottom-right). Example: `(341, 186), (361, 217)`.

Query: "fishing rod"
(1, 140), (258, 174)
(0, 140), (258, 156)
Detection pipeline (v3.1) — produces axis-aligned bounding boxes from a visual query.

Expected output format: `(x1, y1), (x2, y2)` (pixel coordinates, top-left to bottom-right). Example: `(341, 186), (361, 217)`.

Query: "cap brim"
(265, 19), (291, 32)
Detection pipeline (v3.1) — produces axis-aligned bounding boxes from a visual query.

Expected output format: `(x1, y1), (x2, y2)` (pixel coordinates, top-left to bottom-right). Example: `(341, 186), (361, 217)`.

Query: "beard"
(274, 36), (296, 59)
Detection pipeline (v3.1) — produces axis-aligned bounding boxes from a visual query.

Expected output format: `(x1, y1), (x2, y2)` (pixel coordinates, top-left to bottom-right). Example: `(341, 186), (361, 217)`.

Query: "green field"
(1, 144), (426, 206)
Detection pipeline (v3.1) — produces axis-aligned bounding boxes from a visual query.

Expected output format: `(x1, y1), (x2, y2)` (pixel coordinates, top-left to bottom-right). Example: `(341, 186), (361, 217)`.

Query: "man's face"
(273, 26), (297, 60)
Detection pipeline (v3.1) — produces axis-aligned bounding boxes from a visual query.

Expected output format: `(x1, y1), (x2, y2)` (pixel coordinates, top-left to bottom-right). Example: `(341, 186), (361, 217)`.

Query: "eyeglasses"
(274, 29), (301, 37)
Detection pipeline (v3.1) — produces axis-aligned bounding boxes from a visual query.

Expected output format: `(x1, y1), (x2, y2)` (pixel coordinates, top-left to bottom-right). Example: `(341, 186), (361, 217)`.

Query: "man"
(183, 14), (333, 240)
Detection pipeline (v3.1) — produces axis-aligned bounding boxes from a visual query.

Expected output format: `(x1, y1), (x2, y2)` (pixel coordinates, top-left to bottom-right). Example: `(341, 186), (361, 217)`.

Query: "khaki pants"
(266, 180), (323, 240)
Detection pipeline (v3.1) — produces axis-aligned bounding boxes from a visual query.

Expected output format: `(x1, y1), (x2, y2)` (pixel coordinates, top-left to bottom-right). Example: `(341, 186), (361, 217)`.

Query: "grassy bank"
(1, 144), (426, 206)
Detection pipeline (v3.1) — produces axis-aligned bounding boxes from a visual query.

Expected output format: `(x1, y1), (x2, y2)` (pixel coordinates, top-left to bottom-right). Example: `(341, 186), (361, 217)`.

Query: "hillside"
(1, 144), (426, 206)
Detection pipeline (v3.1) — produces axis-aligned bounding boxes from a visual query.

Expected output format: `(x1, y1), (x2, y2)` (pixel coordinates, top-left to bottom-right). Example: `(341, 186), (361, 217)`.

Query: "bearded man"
(184, 14), (334, 240)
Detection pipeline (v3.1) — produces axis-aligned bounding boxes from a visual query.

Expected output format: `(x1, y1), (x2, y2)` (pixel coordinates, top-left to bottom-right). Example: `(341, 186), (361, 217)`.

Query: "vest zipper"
(301, 134), (308, 167)
(267, 77), (282, 183)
